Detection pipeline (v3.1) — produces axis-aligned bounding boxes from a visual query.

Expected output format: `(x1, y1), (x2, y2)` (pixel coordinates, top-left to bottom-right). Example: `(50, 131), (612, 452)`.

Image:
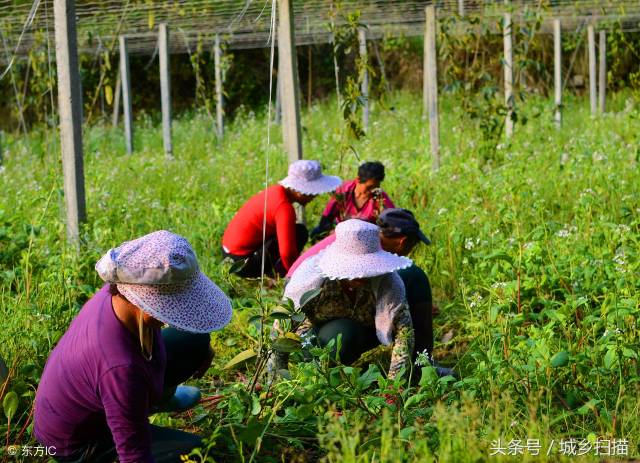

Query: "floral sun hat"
(278, 160), (342, 196)
(317, 219), (412, 280)
(96, 230), (232, 333)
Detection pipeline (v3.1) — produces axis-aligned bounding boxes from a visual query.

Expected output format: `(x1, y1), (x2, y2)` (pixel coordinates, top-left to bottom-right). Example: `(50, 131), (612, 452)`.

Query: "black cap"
(377, 208), (431, 245)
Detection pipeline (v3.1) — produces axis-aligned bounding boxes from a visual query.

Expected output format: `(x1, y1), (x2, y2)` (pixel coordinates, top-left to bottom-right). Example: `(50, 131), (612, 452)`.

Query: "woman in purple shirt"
(34, 231), (233, 463)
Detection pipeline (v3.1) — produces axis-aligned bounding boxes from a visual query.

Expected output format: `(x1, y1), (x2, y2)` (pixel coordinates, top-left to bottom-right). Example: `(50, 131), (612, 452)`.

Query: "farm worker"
(222, 160), (341, 278)
(270, 219), (414, 379)
(310, 161), (395, 242)
(34, 230), (233, 463)
(285, 209), (453, 377)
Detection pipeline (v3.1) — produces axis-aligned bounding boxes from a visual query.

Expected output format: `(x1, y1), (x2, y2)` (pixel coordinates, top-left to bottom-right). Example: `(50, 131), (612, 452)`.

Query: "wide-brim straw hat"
(279, 160), (342, 195)
(96, 230), (232, 333)
(317, 219), (412, 280)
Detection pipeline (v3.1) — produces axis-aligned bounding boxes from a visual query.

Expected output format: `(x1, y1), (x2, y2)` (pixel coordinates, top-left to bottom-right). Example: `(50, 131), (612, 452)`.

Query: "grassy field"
(0, 90), (639, 462)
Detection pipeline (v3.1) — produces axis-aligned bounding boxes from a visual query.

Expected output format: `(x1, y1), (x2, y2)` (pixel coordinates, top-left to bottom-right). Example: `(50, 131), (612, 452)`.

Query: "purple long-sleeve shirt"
(34, 285), (166, 462)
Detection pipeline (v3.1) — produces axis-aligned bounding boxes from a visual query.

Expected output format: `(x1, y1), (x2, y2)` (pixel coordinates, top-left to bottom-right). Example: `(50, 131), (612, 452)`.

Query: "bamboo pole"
(425, 5), (440, 171)
(159, 23), (173, 157)
(54, 0), (87, 247)
(553, 19), (562, 128)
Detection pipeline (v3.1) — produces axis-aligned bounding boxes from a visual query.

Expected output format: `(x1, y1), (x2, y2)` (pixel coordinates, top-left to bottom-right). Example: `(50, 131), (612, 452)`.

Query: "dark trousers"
(54, 328), (210, 463)
(410, 284), (434, 358)
(223, 224), (308, 278)
(314, 298), (434, 366)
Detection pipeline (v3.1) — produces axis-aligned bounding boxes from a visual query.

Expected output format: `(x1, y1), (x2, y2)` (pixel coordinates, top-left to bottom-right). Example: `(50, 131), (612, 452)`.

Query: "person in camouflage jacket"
(270, 220), (414, 379)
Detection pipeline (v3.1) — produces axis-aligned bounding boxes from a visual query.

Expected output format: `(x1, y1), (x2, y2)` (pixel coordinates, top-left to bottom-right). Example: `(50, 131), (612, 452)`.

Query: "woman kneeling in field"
(34, 231), (232, 463)
(222, 160), (341, 278)
(271, 219), (414, 379)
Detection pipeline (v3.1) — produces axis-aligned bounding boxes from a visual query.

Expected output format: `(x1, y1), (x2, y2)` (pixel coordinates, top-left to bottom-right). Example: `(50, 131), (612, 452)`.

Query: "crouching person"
(270, 219), (414, 379)
(222, 160), (341, 278)
(34, 231), (233, 463)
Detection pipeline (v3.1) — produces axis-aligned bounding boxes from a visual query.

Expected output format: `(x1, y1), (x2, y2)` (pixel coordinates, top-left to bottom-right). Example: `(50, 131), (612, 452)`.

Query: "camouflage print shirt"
(272, 255), (414, 379)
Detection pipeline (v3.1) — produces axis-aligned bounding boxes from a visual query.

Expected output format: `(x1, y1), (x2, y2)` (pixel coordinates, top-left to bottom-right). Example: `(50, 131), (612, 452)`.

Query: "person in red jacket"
(222, 160), (341, 278)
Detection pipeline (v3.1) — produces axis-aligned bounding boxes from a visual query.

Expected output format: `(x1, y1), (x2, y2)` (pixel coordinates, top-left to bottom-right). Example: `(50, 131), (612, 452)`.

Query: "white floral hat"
(317, 220), (412, 280)
(279, 160), (342, 195)
(96, 230), (232, 333)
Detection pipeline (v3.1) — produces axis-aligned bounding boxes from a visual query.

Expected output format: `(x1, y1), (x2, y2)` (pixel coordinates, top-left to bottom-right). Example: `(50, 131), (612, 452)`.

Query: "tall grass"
(0, 91), (638, 461)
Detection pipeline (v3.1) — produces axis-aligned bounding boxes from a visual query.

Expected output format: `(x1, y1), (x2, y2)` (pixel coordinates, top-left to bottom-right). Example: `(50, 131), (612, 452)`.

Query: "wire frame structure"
(1, 0), (639, 60)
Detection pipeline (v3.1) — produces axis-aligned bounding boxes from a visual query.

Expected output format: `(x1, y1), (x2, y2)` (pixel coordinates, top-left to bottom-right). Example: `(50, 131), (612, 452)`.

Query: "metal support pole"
(214, 34), (224, 138)
(598, 30), (606, 114)
(425, 5), (440, 171)
(54, 0), (87, 247)
(503, 11), (514, 138)
(119, 36), (133, 154)
(277, 0), (303, 164)
(358, 27), (369, 132)
(553, 19), (562, 128)
(587, 24), (597, 116)
(159, 23), (173, 157)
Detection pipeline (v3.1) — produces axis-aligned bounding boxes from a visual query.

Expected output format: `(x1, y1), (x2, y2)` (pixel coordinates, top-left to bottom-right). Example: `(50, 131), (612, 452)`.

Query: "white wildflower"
(469, 292), (483, 308)
(602, 328), (623, 338)
(415, 349), (434, 367)
(524, 241), (535, 251)
(557, 229), (570, 238)
(464, 238), (476, 250)
(592, 152), (607, 162)
(617, 224), (631, 234)
(300, 332), (315, 348)
(437, 208), (448, 216)
(580, 188), (595, 200)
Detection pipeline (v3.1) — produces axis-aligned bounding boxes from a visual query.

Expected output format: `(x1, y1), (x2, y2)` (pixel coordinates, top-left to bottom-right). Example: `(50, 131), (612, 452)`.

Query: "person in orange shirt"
(222, 160), (341, 278)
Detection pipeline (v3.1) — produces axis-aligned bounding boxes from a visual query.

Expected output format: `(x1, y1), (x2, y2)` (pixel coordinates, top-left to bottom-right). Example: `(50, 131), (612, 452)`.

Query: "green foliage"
(1, 91), (640, 460)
